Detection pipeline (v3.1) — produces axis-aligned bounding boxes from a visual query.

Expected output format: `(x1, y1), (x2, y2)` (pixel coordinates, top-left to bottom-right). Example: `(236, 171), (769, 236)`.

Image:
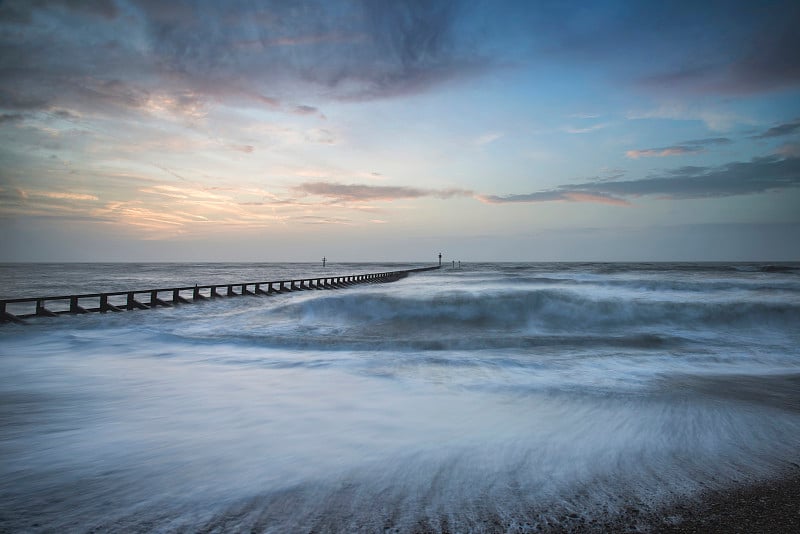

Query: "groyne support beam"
(0, 265), (440, 324)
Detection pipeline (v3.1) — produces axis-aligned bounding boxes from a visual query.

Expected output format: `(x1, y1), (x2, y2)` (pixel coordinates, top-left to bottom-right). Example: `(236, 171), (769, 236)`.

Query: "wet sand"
(548, 468), (800, 533)
(651, 468), (800, 534)
(416, 468), (800, 533)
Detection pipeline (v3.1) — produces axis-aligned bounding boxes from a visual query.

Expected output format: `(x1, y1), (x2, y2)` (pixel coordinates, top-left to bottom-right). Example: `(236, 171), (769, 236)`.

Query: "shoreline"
(2, 470), (800, 532)
(649, 467), (800, 533)
(509, 467), (800, 533)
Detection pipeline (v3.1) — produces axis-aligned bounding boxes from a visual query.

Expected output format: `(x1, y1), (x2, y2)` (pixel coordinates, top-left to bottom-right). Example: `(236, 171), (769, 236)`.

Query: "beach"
(652, 469), (800, 533)
(1, 262), (798, 532)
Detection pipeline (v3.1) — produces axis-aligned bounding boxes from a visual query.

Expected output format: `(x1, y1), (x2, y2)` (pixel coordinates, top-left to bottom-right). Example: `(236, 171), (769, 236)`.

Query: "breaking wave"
(1, 262), (799, 533)
(267, 288), (800, 333)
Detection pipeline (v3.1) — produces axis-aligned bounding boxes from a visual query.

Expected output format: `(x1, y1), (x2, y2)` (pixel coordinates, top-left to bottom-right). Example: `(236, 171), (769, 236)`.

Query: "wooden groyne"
(0, 266), (440, 324)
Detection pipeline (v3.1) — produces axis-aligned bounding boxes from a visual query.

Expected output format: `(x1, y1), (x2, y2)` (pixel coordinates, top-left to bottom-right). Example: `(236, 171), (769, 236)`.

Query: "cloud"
(0, 187), (99, 203)
(293, 215), (353, 225)
(626, 146), (702, 159)
(292, 105), (325, 118)
(142, 90), (208, 120)
(294, 181), (472, 202)
(3, 0), (798, 124)
(629, 4), (800, 95)
(0, 187), (27, 204)
(129, 0), (486, 102)
(479, 155), (800, 205)
(261, 33), (366, 48)
(0, 113), (25, 123)
(478, 190), (630, 206)
(0, 89), (50, 111)
(777, 143), (800, 158)
(707, 15), (800, 95)
(563, 123), (608, 134)
(594, 156), (800, 198)
(627, 105), (748, 132)
(32, 190), (99, 201)
(486, 2), (800, 97)
(0, 0), (490, 131)
(304, 128), (336, 145)
(50, 109), (81, 120)
(626, 137), (731, 158)
(474, 132), (503, 145)
(0, 0), (119, 23)
(752, 118), (800, 139)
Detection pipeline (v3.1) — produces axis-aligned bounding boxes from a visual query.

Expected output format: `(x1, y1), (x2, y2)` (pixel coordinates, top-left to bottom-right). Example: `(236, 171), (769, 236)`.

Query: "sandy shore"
(461, 467), (800, 533)
(650, 468), (800, 533)
(2, 471), (799, 533)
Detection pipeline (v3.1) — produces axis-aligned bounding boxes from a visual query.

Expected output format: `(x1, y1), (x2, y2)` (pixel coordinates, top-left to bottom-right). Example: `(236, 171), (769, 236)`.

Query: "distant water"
(1, 262), (799, 532)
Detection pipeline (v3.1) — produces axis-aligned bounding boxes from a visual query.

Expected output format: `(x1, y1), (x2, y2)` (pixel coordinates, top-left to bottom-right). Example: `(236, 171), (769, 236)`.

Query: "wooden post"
(149, 291), (171, 308)
(100, 295), (122, 313)
(172, 289), (189, 304)
(127, 292), (148, 310)
(70, 296), (87, 314)
(1, 301), (23, 323)
(1, 266), (440, 325)
(35, 299), (56, 317)
(193, 285), (205, 301)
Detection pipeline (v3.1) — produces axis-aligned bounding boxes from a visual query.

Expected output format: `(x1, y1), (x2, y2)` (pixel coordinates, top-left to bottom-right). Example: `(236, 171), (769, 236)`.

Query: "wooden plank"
(0, 265), (442, 325)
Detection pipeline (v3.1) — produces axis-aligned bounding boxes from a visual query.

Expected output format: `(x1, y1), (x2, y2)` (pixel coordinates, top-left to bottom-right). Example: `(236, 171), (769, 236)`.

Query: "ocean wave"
(266, 289), (800, 333)
(193, 332), (687, 353)
(468, 275), (800, 293)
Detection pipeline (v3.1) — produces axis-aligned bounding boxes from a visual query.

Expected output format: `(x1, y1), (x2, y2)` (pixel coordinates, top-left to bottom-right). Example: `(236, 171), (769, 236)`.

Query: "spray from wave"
(1, 262), (799, 532)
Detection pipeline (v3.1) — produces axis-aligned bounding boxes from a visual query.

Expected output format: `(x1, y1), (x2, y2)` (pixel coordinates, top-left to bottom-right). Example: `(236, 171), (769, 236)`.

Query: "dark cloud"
(721, 14), (800, 94)
(591, 156), (800, 198)
(633, 2), (800, 95)
(1, 0), (797, 122)
(468, 1), (800, 96)
(128, 0), (484, 101)
(0, 0), (486, 119)
(292, 105), (325, 118)
(478, 190), (629, 206)
(480, 155), (800, 204)
(752, 118), (800, 139)
(682, 138), (733, 146)
(0, 0), (118, 23)
(50, 109), (80, 120)
(0, 89), (50, 111)
(626, 137), (732, 158)
(294, 105), (319, 115)
(0, 187), (27, 204)
(0, 113), (24, 123)
(777, 143), (800, 158)
(295, 181), (472, 202)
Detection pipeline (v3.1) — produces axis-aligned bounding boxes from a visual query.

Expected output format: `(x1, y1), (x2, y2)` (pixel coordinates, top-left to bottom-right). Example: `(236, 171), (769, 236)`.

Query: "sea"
(1, 262), (799, 532)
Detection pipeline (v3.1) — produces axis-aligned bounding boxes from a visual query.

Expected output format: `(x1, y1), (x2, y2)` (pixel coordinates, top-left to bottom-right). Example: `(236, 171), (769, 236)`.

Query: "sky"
(1, 0), (799, 262)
